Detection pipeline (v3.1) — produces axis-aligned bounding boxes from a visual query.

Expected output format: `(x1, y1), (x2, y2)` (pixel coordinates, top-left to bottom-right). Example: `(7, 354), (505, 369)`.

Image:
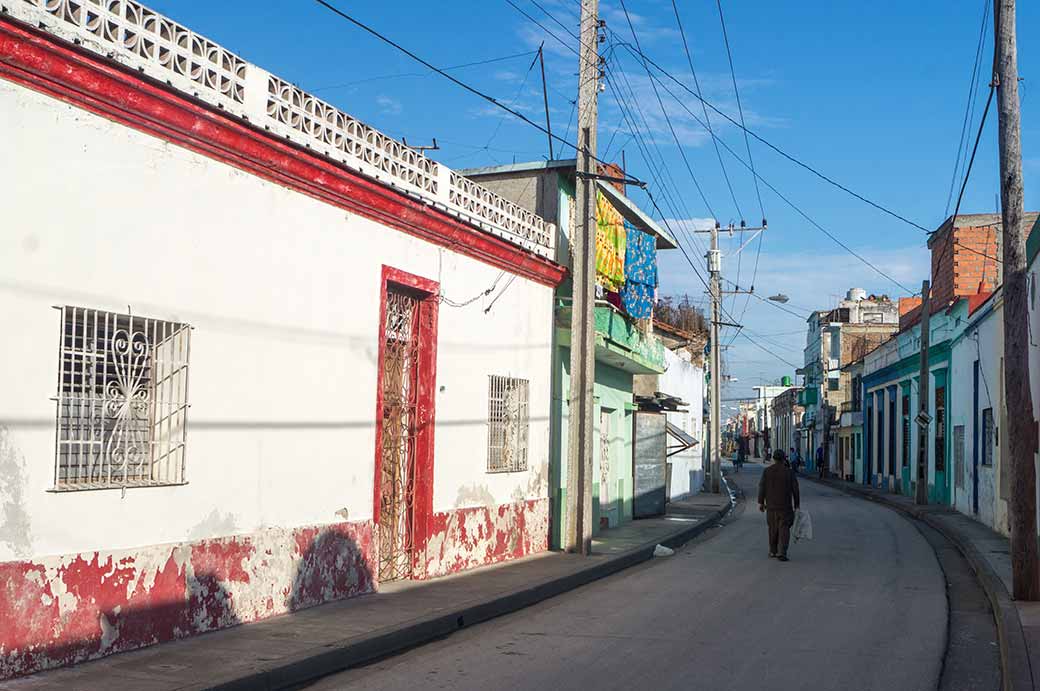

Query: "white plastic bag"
(653, 544), (674, 557)
(792, 509), (813, 541)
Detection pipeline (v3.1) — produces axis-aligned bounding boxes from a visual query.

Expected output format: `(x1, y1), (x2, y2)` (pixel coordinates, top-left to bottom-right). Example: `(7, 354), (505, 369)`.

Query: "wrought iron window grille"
(487, 375), (529, 473)
(52, 306), (190, 491)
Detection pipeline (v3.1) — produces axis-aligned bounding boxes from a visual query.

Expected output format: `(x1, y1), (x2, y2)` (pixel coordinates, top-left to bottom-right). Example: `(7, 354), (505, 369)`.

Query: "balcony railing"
(13, 0), (556, 259)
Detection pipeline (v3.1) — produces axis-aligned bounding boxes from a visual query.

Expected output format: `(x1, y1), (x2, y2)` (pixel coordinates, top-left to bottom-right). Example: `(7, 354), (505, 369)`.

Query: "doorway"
(374, 267), (438, 582)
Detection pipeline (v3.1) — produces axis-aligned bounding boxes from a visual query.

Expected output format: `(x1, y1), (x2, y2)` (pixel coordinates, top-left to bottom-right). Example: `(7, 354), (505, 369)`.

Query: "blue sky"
(149, 0), (1038, 403)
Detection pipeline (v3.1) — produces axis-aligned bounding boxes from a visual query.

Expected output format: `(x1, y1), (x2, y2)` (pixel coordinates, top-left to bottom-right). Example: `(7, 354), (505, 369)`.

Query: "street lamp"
(768, 294), (790, 303)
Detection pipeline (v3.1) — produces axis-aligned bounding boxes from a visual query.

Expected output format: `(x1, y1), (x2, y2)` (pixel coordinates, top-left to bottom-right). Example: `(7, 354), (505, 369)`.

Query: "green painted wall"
(550, 346), (635, 549)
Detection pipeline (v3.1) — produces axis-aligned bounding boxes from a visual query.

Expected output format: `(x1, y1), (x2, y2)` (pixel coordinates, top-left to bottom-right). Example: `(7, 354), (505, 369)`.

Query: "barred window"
(54, 306), (191, 490)
(487, 375), (529, 473)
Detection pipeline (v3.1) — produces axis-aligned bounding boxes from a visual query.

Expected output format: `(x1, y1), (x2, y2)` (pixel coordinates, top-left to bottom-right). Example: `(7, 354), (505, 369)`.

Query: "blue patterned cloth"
(623, 223), (657, 286)
(620, 281), (654, 318)
(621, 223), (657, 318)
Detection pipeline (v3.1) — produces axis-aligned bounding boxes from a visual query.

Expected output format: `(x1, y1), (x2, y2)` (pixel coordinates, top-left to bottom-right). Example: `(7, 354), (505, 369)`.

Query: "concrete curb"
(809, 476), (1034, 691)
(202, 495), (737, 691)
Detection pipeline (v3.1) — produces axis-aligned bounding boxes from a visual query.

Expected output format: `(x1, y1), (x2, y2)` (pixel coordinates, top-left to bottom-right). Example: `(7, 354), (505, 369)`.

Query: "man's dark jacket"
(758, 462), (800, 511)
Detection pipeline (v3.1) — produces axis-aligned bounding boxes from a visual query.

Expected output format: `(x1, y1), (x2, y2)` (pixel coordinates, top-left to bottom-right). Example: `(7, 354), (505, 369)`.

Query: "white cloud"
(656, 243), (932, 400)
(599, 69), (783, 149)
(376, 95), (402, 115)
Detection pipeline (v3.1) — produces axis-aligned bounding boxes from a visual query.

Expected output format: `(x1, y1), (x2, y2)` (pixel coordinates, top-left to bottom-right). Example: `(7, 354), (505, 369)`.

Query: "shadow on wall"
(0, 523), (375, 680)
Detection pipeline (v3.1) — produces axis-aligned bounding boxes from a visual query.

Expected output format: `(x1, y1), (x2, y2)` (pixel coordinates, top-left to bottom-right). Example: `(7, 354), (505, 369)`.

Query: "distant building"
(770, 387), (804, 463)
(799, 288), (900, 472)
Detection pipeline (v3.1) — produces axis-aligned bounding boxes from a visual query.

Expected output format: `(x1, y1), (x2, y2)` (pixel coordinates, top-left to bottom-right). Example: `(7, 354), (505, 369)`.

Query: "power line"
(312, 0), (637, 181)
(603, 58), (708, 258)
(670, 0), (742, 222)
(715, 0), (764, 224)
(483, 51), (541, 150)
(944, 0), (991, 217)
(503, 0), (578, 57)
(309, 49), (539, 92)
(617, 0), (716, 221)
(933, 86), (996, 281)
(736, 329), (801, 369)
(623, 53), (915, 294)
(715, 0), (767, 327)
(610, 39), (931, 234)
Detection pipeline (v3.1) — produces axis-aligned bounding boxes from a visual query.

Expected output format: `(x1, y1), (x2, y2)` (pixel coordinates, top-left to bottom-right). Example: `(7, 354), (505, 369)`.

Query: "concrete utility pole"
(565, 0), (599, 555)
(708, 226), (722, 493)
(994, 0), (1039, 600)
(915, 280), (931, 505)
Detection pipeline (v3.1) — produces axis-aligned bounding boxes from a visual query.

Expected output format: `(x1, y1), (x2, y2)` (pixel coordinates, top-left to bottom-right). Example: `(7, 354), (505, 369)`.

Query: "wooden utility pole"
(915, 280), (931, 505)
(708, 226), (722, 493)
(994, 0), (1039, 600)
(565, 0), (599, 555)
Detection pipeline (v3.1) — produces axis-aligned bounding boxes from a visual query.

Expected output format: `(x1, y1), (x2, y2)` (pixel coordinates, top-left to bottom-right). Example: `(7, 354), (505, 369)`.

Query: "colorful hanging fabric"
(623, 222), (657, 287)
(620, 223), (658, 319)
(620, 281), (654, 319)
(595, 191), (626, 291)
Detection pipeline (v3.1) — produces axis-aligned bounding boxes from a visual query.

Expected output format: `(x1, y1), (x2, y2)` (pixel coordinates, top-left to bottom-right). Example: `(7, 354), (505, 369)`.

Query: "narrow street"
(302, 464), (947, 691)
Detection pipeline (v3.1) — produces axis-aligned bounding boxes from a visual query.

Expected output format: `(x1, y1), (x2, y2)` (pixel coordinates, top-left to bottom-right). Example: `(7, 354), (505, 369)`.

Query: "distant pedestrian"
(735, 436), (747, 472)
(815, 446), (825, 479)
(789, 447), (801, 474)
(758, 449), (801, 562)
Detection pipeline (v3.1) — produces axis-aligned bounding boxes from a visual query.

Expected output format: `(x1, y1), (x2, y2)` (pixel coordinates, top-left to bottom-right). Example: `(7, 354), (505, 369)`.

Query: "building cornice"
(0, 16), (567, 288)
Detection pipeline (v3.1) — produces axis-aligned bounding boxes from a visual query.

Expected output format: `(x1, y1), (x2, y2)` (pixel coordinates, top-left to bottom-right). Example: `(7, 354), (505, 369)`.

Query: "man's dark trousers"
(767, 509), (794, 557)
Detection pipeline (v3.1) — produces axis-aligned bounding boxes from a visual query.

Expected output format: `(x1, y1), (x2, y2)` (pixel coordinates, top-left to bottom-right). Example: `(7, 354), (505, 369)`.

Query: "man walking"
(758, 449), (801, 561)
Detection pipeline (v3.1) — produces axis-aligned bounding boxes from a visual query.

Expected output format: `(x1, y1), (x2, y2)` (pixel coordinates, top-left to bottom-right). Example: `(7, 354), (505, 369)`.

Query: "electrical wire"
(309, 49), (539, 92)
(944, 0), (991, 218)
(625, 55), (915, 294)
(617, 0), (717, 222)
(670, 0), (742, 222)
(610, 40), (931, 233)
(483, 51), (540, 150)
(312, 0), (641, 182)
(716, 0), (764, 224)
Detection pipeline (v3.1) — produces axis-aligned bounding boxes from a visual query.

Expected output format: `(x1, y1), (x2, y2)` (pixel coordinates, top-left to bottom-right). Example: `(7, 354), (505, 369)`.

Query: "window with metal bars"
(53, 306), (191, 490)
(487, 375), (529, 473)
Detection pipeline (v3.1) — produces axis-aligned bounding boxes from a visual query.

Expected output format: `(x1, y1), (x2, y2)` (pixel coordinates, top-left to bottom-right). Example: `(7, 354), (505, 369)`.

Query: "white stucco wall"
(659, 348), (704, 499)
(949, 297), (1008, 534)
(0, 80), (553, 562)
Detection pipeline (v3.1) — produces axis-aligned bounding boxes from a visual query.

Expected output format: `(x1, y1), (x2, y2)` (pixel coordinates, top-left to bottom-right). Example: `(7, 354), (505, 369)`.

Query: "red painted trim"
(0, 18), (567, 288)
(372, 266), (439, 580)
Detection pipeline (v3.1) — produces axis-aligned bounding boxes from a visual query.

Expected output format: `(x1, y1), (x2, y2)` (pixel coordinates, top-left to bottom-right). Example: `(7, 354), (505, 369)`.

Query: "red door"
(373, 267), (438, 581)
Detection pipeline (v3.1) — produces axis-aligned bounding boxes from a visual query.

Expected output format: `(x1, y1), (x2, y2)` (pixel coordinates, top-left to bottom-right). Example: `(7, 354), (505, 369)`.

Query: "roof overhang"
(595, 180), (678, 250)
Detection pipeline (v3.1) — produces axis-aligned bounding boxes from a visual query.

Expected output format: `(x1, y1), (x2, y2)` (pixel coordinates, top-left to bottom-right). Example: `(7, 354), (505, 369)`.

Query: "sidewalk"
(810, 474), (1036, 691)
(4, 490), (734, 691)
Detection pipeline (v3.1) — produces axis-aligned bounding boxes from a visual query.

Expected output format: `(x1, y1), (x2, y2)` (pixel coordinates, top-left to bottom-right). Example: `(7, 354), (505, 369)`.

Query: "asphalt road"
(303, 463), (947, 691)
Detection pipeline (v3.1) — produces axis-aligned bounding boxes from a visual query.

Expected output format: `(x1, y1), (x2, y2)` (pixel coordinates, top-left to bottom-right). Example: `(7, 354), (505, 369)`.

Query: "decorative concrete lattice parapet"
(11, 0), (555, 259)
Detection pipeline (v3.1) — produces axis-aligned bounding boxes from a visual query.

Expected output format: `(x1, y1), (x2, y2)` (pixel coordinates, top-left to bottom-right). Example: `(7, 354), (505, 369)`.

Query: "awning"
(666, 421), (698, 457)
(596, 180), (678, 250)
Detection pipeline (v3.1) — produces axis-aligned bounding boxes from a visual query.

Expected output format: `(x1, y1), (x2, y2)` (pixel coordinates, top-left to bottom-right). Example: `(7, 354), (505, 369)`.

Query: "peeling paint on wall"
(423, 498), (549, 579)
(0, 520), (374, 679)
(0, 426), (32, 560)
